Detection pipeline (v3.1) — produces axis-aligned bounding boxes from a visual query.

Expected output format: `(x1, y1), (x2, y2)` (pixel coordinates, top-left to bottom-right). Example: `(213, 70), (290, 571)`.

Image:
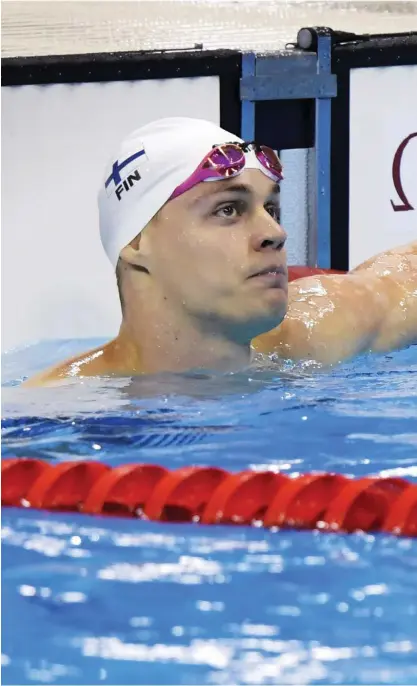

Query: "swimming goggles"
(170, 141), (283, 200)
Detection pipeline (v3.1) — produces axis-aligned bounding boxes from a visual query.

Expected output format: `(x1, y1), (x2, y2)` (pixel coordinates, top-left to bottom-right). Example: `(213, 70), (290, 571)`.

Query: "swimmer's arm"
(350, 240), (417, 354)
(351, 240), (417, 273)
(23, 364), (77, 387)
(23, 359), (85, 387)
(254, 241), (417, 364)
(23, 343), (112, 387)
(23, 338), (142, 387)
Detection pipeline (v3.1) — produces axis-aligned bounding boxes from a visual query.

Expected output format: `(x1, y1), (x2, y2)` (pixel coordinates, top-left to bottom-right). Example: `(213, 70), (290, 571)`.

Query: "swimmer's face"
(144, 169), (288, 341)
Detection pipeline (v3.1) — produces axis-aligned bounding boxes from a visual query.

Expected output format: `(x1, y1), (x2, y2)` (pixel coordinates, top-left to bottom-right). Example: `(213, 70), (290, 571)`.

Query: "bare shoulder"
(253, 271), (392, 364)
(23, 341), (117, 387)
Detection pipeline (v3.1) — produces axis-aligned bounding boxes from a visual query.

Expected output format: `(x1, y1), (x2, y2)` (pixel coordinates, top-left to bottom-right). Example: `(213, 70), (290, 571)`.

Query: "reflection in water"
(3, 508), (417, 685)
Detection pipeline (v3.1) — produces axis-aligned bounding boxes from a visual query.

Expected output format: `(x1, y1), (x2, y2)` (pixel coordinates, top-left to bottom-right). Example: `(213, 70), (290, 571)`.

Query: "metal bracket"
(239, 29), (336, 268)
(240, 73), (336, 101)
(240, 49), (337, 102)
(241, 53), (256, 141)
(314, 29), (333, 269)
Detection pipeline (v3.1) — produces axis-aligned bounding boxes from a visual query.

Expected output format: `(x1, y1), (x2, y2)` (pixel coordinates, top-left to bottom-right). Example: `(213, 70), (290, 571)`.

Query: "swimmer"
(25, 117), (417, 387)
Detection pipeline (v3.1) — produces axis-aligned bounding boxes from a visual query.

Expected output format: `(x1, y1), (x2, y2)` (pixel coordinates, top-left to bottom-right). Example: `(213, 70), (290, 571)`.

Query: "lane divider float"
(2, 459), (416, 536)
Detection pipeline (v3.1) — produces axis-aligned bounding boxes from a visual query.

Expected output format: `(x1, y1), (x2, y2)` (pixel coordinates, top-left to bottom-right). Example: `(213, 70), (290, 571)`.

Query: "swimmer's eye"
(213, 200), (281, 222)
(213, 200), (246, 220)
(265, 203), (281, 223)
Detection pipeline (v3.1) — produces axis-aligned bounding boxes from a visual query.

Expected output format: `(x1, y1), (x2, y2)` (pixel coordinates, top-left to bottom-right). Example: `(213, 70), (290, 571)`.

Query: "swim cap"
(98, 117), (265, 268)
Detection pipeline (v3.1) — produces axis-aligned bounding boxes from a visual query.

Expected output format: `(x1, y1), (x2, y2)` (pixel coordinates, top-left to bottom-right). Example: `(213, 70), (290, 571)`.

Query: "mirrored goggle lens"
(206, 144), (245, 168)
(257, 146), (283, 179)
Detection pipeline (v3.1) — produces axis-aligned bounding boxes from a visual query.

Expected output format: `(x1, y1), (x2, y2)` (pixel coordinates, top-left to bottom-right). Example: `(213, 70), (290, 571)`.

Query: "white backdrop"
(1, 77), (220, 350)
(349, 64), (417, 269)
(2, 75), (310, 352)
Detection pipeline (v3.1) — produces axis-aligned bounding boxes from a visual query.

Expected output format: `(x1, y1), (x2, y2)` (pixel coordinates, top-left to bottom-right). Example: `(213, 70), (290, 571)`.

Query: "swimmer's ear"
(119, 233), (151, 273)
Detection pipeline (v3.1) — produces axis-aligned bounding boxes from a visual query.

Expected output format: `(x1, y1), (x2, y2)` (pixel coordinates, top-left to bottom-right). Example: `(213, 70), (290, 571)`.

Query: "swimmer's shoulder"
(23, 338), (138, 387)
(253, 271), (387, 364)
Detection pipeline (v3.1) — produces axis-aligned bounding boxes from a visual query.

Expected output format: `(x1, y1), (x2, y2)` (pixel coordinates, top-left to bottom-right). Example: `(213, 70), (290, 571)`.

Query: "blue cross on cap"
(105, 149), (146, 189)
(105, 148), (146, 201)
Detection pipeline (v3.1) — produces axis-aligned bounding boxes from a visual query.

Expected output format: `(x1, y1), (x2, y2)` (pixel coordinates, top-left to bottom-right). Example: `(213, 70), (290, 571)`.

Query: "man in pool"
(26, 117), (417, 386)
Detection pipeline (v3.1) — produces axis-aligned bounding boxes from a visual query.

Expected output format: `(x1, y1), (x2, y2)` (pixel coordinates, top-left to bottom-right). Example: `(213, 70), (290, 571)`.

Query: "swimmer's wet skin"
(25, 118), (417, 387)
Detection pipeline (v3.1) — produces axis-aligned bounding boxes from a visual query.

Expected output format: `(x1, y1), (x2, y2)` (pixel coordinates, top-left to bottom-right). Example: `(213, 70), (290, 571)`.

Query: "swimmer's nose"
(250, 221), (287, 253)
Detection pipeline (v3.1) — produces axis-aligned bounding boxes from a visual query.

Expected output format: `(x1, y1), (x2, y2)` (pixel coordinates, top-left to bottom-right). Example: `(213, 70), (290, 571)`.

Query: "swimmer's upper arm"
(254, 264), (417, 365)
(363, 251), (417, 354)
(22, 364), (74, 387)
(23, 341), (126, 387)
(23, 345), (105, 387)
(254, 273), (385, 364)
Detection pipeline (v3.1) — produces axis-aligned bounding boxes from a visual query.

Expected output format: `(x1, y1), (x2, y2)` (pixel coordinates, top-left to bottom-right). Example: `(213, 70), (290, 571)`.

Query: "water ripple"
(2, 341), (417, 684)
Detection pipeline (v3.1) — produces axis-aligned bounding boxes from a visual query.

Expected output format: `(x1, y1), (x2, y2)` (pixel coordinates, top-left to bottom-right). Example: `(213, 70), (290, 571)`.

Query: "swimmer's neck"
(116, 312), (253, 375)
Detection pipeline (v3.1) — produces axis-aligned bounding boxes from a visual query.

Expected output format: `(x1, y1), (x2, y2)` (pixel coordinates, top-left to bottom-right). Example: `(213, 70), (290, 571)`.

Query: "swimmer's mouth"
(248, 264), (287, 289)
(249, 265), (287, 279)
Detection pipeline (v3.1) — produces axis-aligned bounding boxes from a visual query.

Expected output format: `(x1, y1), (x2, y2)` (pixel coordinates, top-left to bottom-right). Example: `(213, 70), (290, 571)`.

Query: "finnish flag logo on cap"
(105, 146), (148, 201)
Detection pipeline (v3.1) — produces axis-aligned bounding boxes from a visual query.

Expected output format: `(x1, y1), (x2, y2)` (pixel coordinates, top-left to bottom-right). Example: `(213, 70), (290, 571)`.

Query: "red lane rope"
(2, 459), (416, 537)
(288, 266), (344, 281)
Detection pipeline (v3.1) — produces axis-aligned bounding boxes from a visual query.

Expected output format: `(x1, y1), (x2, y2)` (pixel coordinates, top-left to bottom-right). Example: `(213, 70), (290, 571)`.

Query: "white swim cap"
(98, 117), (266, 268)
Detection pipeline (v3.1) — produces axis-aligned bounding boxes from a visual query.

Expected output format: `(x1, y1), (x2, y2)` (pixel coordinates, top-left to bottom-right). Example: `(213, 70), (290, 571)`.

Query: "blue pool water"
(2, 340), (417, 685)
